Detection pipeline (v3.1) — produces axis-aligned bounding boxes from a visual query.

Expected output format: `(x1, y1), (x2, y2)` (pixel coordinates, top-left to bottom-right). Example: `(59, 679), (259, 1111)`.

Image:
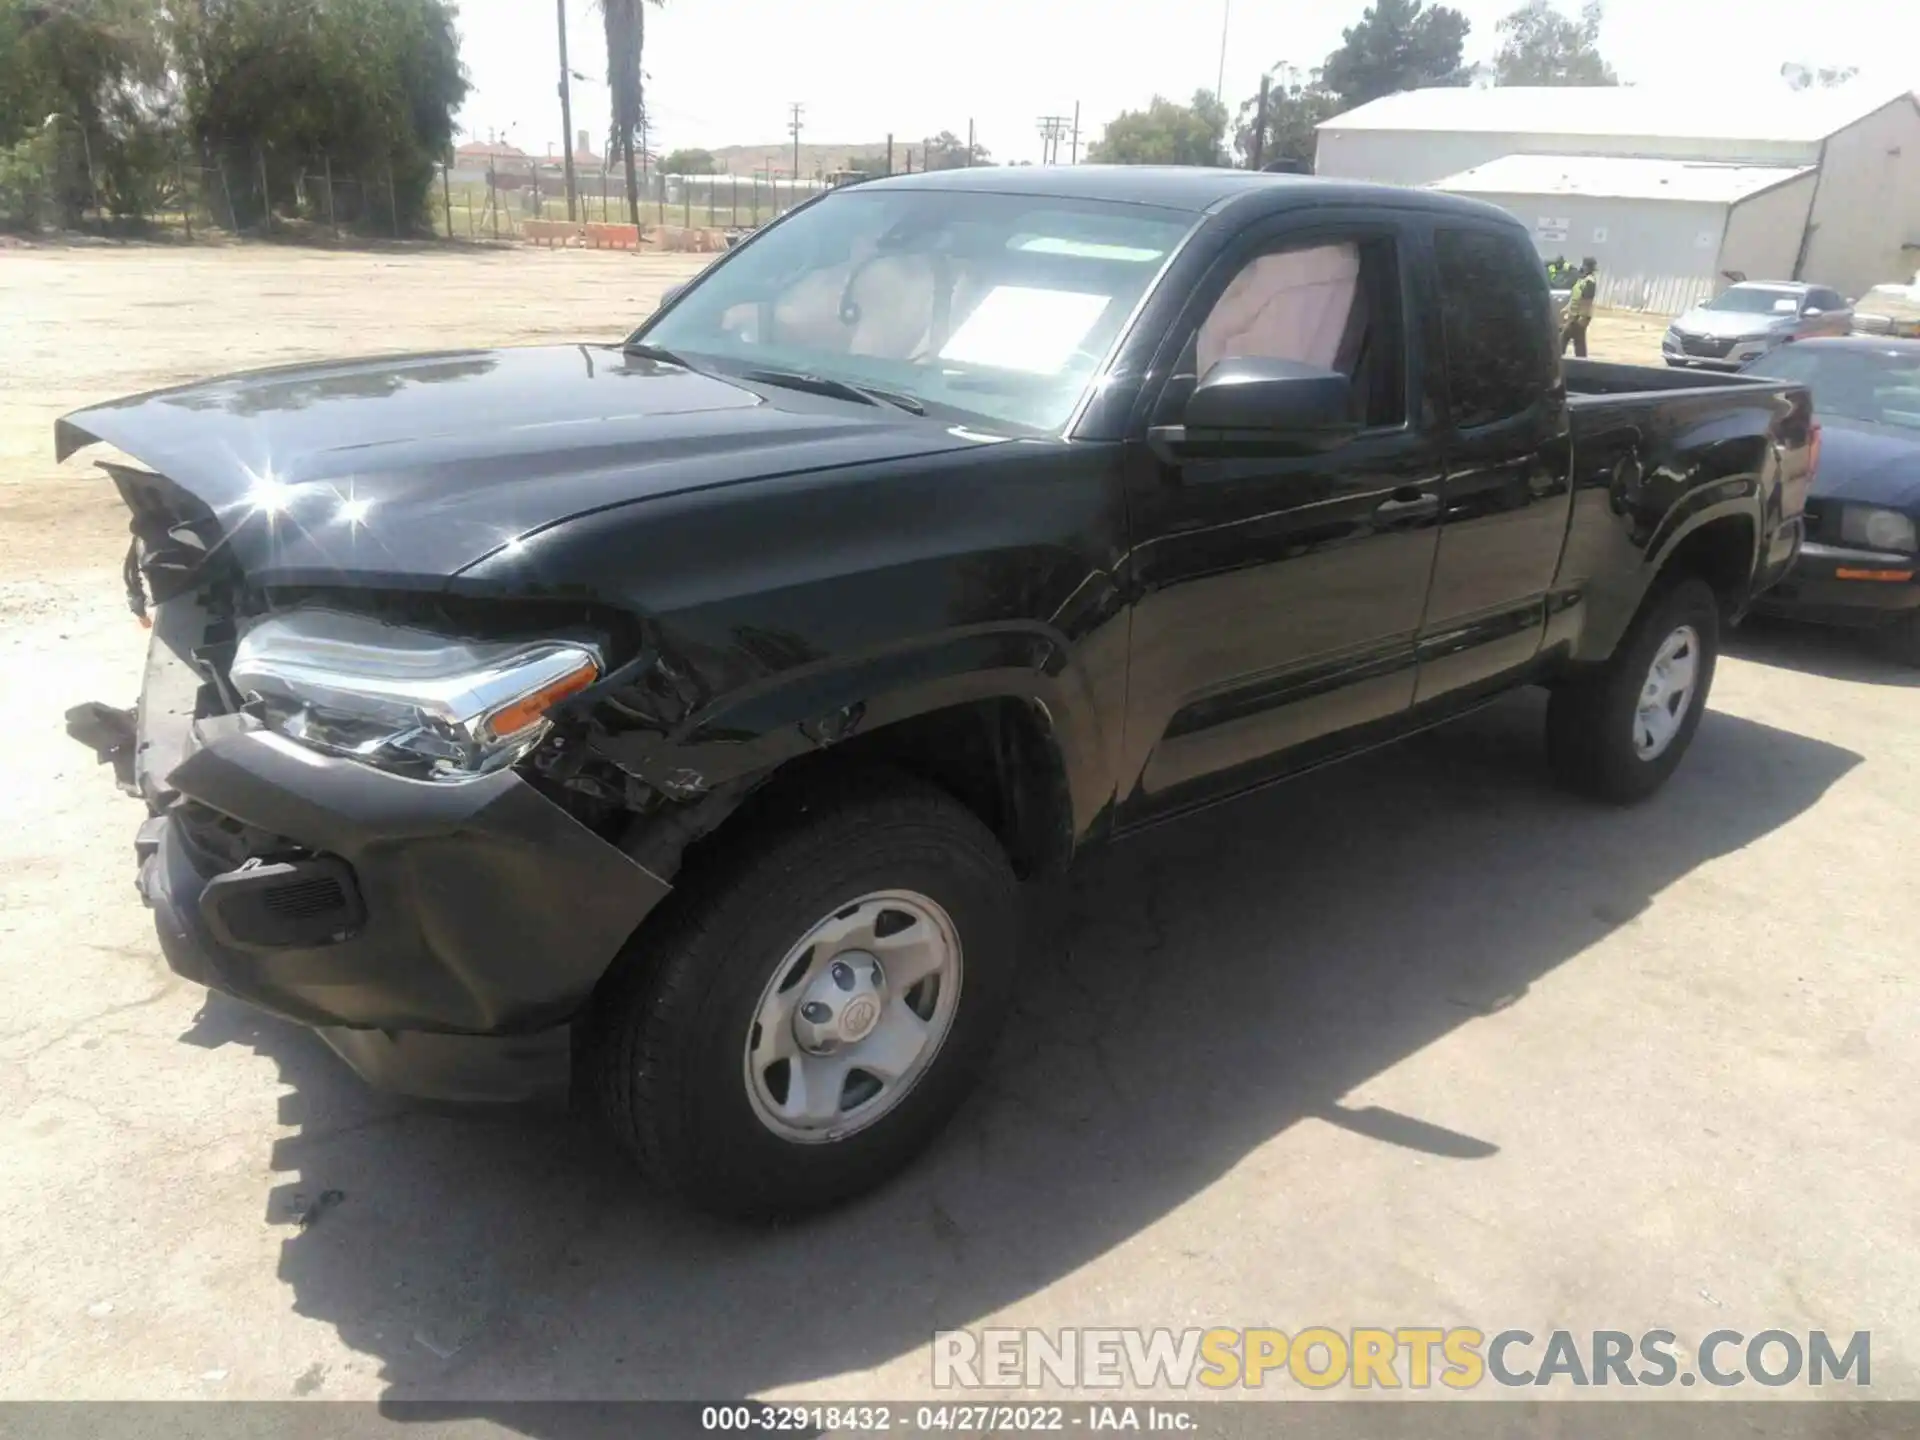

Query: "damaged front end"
(60, 448), (698, 1103)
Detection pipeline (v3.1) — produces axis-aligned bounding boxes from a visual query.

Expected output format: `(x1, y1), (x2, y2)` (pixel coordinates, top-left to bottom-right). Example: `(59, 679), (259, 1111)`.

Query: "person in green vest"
(1561, 257), (1598, 358)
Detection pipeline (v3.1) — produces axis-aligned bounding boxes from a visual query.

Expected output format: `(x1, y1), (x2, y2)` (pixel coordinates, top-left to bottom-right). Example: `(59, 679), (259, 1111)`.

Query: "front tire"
(1887, 609), (1920, 669)
(1547, 576), (1720, 803)
(581, 771), (1020, 1221)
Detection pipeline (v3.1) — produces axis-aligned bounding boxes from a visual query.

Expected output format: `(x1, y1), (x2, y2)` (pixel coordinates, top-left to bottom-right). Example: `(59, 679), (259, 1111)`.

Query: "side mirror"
(659, 283), (687, 310)
(1151, 357), (1361, 462)
(1803, 306), (1824, 317)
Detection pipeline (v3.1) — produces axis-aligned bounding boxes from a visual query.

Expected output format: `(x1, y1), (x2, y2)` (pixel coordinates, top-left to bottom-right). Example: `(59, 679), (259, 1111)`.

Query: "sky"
(452, 0), (1920, 166)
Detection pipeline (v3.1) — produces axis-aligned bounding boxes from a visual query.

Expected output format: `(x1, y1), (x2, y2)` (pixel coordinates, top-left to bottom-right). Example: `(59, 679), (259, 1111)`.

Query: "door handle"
(1373, 490), (1440, 522)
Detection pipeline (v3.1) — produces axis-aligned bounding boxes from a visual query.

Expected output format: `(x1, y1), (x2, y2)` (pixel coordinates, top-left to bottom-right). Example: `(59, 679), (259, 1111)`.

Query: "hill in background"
(703, 140), (922, 176)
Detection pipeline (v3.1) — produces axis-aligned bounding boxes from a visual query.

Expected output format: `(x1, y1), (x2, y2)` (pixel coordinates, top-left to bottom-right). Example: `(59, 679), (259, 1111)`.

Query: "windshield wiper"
(622, 340), (700, 368)
(738, 367), (927, 415)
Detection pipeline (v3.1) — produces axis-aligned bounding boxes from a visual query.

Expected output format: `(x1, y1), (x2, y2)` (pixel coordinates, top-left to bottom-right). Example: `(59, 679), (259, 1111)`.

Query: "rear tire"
(1547, 577), (1720, 804)
(580, 770), (1020, 1221)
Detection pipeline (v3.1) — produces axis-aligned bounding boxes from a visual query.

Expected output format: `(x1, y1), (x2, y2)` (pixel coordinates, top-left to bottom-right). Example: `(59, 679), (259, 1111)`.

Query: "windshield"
(630, 189), (1198, 433)
(1705, 286), (1800, 315)
(1746, 346), (1920, 429)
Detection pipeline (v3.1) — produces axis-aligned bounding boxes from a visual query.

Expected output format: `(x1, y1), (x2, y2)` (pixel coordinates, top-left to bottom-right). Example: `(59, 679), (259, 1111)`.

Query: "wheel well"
(656, 698), (1072, 886)
(797, 698), (1074, 881)
(1661, 515), (1756, 617)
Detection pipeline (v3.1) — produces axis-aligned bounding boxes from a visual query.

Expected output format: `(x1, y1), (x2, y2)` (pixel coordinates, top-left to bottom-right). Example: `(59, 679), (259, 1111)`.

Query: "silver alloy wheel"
(1634, 623), (1701, 761)
(743, 890), (964, 1144)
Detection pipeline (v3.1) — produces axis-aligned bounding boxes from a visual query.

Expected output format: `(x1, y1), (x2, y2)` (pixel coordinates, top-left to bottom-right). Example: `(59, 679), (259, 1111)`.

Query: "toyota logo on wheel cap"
(840, 995), (880, 1040)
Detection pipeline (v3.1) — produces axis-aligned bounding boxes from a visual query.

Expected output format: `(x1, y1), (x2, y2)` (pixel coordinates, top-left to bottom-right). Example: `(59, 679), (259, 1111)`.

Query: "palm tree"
(599, 0), (660, 226)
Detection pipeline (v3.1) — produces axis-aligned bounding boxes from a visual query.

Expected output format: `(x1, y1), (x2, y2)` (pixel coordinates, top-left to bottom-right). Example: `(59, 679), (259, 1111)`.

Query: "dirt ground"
(2, 245), (1916, 1408)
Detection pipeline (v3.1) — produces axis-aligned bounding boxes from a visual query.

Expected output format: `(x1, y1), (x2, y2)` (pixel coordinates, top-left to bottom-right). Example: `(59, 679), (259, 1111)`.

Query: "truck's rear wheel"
(1546, 577), (1720, 803)
(581, 773), (1020, 1220)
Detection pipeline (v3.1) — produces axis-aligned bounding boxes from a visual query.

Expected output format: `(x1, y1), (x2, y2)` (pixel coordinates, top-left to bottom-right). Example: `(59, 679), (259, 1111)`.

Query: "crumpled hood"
(1672, 306), (1796, 340)
(1811, 418), (1920, 508)
(57, 346), (998, 588)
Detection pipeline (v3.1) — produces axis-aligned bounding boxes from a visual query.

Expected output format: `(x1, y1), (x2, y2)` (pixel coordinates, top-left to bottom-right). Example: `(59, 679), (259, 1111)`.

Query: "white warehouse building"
(1313, 86), (1920, 312)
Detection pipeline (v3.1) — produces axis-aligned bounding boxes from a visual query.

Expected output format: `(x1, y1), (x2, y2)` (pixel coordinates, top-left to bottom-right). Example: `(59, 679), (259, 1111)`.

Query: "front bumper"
(138, 719), (670, 1100)
(1749, 541), (1920, 628)
(1661, 334), (1779, 371)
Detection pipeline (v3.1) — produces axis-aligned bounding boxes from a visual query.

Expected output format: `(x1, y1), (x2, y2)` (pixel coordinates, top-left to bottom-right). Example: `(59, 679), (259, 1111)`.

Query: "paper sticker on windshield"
(1013, 236), (1166, 262)
(939, 287), (1112, 373)
(1773, 297), (1798, 312)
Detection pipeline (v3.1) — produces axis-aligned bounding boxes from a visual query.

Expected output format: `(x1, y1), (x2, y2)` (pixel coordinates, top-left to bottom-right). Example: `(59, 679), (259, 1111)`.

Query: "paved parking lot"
(2, 244), (1916, 1405)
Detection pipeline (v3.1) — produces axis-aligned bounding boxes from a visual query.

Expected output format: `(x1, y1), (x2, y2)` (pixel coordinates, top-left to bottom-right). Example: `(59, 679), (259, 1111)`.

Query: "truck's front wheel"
(1546, 576), (1720, 803)
(581, 773), (1020, 1220)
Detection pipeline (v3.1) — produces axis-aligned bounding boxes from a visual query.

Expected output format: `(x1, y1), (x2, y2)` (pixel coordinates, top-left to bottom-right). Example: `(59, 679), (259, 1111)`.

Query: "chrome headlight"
(1837, 506), (1917, 554)
(229, 609), (601, 781)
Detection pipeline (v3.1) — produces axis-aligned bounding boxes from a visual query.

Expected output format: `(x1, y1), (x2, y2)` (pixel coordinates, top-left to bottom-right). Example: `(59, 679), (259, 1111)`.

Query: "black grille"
(263, 877), (348, 919)
(1682, 334), (1735, 358)
(200, 856), (364, 950)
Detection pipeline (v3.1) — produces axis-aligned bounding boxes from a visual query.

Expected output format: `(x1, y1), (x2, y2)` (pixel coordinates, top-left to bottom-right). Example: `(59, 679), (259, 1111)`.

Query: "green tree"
(1, 0), (171, 225)
(1780, 62), (1858, 90)
(1087, 90), (1228, 167)
(173, 0), (467, 233)
(923, 129), (988, 169)
(3, 0), (469, 233)
(1492, 1), (1617, 86)
(599, 0), (661, 226)
(1234, 64), (1341, 168)
(1320, 0), (1472, 110)
(661, 146), (716, 174)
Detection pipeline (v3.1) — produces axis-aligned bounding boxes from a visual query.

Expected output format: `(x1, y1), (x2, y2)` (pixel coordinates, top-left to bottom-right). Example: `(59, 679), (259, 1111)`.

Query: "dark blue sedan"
(1740, 337), (1920, 664)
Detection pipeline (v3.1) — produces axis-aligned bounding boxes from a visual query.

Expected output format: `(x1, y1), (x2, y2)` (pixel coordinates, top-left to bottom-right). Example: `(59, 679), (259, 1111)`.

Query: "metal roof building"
(1315, 86), (1920, 311)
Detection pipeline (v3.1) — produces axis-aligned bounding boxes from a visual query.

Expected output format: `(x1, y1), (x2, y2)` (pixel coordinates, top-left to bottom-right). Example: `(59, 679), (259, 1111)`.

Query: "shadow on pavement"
(1727, 614), (1920, 687)
(177, 689), (1859, 1419)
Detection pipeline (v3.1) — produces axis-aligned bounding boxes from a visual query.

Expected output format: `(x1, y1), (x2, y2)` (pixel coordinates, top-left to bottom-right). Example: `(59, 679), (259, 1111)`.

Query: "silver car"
(1663, 281), (1853, 370)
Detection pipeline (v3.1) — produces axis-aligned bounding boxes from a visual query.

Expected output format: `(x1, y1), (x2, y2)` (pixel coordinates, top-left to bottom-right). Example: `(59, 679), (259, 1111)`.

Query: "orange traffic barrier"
(522, 219), (586, 248)
(584, 222), (642, 250)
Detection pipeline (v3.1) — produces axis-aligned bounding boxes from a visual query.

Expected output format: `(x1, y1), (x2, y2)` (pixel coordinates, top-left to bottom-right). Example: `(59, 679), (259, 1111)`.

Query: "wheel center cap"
(840, 995), (880, 1041)
(792, 951), (888, 1053)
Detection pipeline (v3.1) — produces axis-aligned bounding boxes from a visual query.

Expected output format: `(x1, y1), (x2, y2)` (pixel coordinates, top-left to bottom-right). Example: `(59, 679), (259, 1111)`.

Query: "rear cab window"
(1431, 226), (1557, 429)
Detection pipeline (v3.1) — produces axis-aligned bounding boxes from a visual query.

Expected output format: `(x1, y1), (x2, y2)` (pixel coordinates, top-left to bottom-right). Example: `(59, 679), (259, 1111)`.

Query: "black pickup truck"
(61, 168), (1813, 1219)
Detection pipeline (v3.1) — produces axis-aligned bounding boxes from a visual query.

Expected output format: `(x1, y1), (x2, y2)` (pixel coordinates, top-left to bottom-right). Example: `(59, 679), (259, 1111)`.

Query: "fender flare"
(1570, 490), (1762, 665)
(580, 623), (1114, 852)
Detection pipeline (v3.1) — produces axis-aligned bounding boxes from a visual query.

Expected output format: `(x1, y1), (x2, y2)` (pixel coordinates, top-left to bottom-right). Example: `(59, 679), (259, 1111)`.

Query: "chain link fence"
(5, 131), (836, 242)
(447, 163), (833, 241)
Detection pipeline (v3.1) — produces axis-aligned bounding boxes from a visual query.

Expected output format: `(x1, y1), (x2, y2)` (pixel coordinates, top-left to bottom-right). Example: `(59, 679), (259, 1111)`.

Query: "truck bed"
(1562, 357), (1782, 400)
(1551, 358), (1814, 655)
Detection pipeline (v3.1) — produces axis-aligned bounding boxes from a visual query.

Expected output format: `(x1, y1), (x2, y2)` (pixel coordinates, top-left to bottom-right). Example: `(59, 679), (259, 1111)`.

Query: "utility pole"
(788, 102), (804, 181)
(1070, 102), (1081, 164)
(556, 0), (578, 221)
(1037, 115), (1069, 164)
(1249, 73), (1270, 170)
(1216, 0), (1231, 105)
(967, 118), (975, 167)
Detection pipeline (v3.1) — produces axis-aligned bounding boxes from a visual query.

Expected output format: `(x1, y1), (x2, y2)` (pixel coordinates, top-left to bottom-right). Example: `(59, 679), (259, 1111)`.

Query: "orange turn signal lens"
(480, 660), (599, 740)
(1834, 567), (1914, 582)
